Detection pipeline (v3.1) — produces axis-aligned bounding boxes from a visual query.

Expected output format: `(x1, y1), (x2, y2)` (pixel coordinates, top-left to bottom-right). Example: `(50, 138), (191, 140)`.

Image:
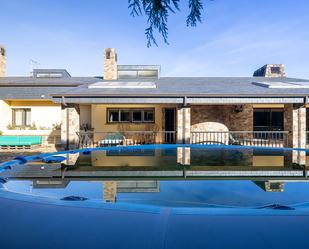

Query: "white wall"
(0, 100), (61, 134)
(0, 100), (12, 132)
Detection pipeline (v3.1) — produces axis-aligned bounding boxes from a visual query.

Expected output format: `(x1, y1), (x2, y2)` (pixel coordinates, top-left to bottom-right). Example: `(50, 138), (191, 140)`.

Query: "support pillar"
(177, 147), (191, 165)
(61, 104), (80, 149)
(103, 181), (117, 203)
(177, 106), (191, 144)
(284, 104), (306, 165)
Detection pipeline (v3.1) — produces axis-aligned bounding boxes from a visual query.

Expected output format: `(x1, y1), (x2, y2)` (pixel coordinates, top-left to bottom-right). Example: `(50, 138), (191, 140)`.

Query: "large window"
(12, 109), (31, 127)
(107, 109), (155, 123)
(253, 108), (284, 131)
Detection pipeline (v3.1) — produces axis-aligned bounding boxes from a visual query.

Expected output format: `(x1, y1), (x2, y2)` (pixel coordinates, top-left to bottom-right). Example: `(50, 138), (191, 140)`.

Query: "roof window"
(88, 81), (157, 89)
(33, 69), (71, 78)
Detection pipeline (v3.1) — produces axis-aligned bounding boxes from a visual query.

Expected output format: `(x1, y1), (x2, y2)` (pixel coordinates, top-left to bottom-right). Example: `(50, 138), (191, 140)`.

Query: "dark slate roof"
(0, 86), (77, 100)
(0, 77), (100, 99)
(51, 77), (309, 97)
(1, 76), (309, 100)
(0, 77), (100, 86)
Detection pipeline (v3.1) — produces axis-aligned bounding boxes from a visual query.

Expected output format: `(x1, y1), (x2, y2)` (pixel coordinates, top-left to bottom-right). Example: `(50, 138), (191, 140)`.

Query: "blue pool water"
(1, 144), (309, 249)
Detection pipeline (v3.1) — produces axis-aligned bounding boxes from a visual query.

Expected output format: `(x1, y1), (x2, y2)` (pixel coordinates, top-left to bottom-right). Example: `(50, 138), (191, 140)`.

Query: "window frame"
(107, 108), (155, 124)
(143, 109), (155, 123)
(132, 110), (143, 123)
(119, 109), (131, 123)
(12, 108), (31, 127)
(253, 108), (284, 131)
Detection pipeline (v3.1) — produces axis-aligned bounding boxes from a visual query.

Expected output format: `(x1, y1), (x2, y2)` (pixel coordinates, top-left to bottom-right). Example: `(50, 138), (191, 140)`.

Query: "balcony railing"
(77, 131), (177, 148)
(77, 130), (289, 148)
(191, 131), (289, 148)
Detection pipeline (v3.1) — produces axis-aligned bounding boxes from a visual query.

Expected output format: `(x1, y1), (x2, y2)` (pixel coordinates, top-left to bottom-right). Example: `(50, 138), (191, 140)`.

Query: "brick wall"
(191, 105), (253, 131)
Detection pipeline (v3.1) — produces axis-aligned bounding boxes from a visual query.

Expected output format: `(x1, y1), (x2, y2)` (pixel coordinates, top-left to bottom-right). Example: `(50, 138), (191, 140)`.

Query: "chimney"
(0, 45), (6, 77)
(104, 48), (117, 80)
(253, 64), (286, 77)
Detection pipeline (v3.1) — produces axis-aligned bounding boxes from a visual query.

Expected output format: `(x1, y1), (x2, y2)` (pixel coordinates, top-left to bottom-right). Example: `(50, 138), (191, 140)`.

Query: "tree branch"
(129, 0), (204, 47)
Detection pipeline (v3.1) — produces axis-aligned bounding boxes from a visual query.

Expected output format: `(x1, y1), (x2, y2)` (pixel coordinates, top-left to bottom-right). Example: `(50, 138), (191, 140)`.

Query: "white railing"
(191, 131), (289, 148)
(77, 131), (177, 148)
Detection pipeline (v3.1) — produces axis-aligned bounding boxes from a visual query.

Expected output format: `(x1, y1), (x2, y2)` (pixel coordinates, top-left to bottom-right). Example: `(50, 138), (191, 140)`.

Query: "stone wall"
(104, 48), (117, 80)
(61, 104), (80, 149)
(191, 105), (253, 131)
(284, 104), (306, 164)
(284, 104), (306, 148)
(177, 107), (191, 143)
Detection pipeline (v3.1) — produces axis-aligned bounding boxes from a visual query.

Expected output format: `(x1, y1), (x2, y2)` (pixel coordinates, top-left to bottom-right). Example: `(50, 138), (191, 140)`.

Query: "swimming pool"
(1, 144), (309, 249)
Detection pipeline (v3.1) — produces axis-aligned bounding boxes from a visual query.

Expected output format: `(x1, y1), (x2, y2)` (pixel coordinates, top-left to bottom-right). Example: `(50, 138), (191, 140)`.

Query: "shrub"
(30, 122), (37, 130)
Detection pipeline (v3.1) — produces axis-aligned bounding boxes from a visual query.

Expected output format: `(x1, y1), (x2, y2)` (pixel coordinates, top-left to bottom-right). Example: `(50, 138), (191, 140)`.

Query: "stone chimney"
(253, 64), (286, 77)
(0, 45), (6, 77)
(104, 48), (117, 80)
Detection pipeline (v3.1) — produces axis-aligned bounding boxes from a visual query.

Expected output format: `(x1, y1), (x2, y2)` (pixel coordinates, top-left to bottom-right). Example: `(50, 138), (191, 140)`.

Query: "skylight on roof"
(253, 81), (309, 89)
(36, 73), (63, 78)
(88, 81), (157, 89)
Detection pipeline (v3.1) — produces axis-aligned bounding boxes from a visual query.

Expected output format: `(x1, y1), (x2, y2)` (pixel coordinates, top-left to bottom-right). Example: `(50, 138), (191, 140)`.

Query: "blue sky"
(1, 0), (309, 78)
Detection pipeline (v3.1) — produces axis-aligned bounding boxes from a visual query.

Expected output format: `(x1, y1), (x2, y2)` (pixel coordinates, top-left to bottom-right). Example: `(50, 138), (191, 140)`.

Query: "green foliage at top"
(128, 0), (204, 47)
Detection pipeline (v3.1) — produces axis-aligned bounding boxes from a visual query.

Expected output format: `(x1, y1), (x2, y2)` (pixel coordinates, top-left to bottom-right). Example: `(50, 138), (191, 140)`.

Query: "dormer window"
(32, 69), (71, 78)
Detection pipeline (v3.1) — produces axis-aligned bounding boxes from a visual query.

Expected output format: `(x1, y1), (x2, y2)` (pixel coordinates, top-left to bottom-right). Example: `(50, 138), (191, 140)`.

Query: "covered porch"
(60, 98), (307, 152)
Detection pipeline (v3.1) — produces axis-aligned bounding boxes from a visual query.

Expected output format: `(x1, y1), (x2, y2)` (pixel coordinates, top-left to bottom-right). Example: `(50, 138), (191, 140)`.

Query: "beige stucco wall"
(252, 156), (284, 167)
(80, 104), (91, 127)
(92, 104), (164, 132)
(91, 104), (175, 143)
(252, 104), (284, 108)
(91, 150), (162, 167)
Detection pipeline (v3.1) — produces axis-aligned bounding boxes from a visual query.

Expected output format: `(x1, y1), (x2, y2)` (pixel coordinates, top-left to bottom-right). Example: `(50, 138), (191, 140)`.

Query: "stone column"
(177, 147), (191, 165)
(103, 181), (117, 203)
(284, 104), (306, 165)
(0, 46), (6, 77)
(64, 153), (79, 166)
(61, 104), (80, 149)
(104, 48), (117, 80)
(177, 106), (191, 144)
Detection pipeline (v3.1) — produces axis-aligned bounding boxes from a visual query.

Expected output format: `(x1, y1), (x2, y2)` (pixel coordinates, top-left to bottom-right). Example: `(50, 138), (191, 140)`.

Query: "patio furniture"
(98, 133), (125, 147)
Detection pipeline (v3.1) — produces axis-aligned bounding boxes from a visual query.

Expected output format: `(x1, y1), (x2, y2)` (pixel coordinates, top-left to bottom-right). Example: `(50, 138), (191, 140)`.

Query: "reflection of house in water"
(103, 181), (160, 203)
(253, 181), (285, 192)
(177, 147), (191, 165)
(33, 179), (70, 189)
(77, 150), (178, 168)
